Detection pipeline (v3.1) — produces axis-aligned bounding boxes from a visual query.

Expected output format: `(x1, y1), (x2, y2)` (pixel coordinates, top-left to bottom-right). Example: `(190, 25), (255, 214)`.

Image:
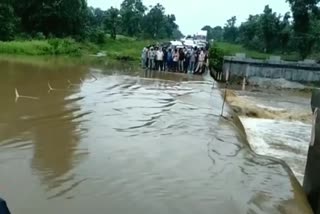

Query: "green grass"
(101, 37), (156, 61)
(0, 40), (52, 55)
(0, 39), (95, 56)
(0, 36), (153, 61)
(215, 42), (301, 61)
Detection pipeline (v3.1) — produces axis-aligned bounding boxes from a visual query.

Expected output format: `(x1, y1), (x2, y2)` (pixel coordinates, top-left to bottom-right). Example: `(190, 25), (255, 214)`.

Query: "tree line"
(203, 0), (320, 59)
(0, 0), (183, 43)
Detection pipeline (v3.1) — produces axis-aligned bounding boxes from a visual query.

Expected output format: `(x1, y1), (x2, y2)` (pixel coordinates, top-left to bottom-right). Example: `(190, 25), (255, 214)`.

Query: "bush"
(47, 38), (81, 56)
(15, 33), (32, 41)
(89, 30), (106, 44)
(96, 31), (106, 44)
(34, 32), (46, 40)
(48, 38), (60, 53)
(209, 43), (228, 73)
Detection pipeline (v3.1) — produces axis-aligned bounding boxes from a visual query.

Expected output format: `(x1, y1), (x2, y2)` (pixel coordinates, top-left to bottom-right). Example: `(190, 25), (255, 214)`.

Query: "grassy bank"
(0, 36), (155, 62)
(0, 39), (96, 56)
(3, 38), (320, 63)
(101, 37), (156, 61)
(215, 42), (302, 61)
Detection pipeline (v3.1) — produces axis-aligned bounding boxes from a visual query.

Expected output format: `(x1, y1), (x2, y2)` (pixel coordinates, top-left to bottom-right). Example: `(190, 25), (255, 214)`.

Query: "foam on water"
(255, 104), (286, 112)
(240, 117), (311, 184)
(226, 90), (312, 123)
(248, 77), (306, 90)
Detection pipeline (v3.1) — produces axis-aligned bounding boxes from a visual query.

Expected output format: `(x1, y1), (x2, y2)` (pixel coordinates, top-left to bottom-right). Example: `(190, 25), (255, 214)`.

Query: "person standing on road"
(184, 48), (190, 73)
(167, 49), (173, 71)
(141, 47), (147, 69)
(148, 47), (155, 70)
(156, 48), (164, 71)
(155, 47), (160, 71)
(194, 47), (199, 73)
(178, 48), (185, 72)
(162, 48), (168, 71)
(145, 47), (149, 68)
(189, 48), (196, 74)
(173, 49), (179, 72)
(202, 50), (209, 74)
(195, 48), (205, 74)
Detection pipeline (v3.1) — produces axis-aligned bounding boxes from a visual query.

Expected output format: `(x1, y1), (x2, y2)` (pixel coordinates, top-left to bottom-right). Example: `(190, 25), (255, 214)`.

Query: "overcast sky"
(87, 0), (291, 35)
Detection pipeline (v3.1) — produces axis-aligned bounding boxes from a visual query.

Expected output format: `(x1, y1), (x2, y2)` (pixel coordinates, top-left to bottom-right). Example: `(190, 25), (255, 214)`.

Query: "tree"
(238, 7), (291, 53)
(120, 0), (146, 37)
(202, 25), (223, 41)
(164, 14), (179, 39)
(142, 5), (180, 39)
(279, 12), (292, 53)
(286, 0), (320, 58)
(202, 25), (212, 32)
(171, 28), (184, 39)
(105, 7), (120, 39)
(211, 26), (224, 41)
(12, 0), (88, 38)
(0, 2), (17, 41)
(309, 12), (320, 52)
(143, 4), (166, 38)
(223, 16), (238, 43)
(9, 0), (181, 41)
(88, 7), (106, 29)
(202, 25), (213, 40)
(259, 5), (280, 52)
(239, 15), (261, 49)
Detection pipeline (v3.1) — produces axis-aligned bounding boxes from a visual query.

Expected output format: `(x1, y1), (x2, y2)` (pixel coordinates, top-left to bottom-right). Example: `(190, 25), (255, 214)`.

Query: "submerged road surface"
(0, 58), (313, 214)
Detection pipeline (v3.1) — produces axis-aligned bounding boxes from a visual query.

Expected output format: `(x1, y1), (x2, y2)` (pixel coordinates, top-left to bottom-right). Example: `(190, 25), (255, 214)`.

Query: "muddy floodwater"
(0, 58), (313, 214)
(226, 88), (312, 184)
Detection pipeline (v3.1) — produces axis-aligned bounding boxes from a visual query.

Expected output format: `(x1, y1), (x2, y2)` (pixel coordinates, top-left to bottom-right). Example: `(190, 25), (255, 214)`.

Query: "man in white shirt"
(156, 48), (164, 71)
(141, 47), (147, 68)
(189, 48), (196, 74)
(148, 47), (155, 70)
(195, 48), (205, 74)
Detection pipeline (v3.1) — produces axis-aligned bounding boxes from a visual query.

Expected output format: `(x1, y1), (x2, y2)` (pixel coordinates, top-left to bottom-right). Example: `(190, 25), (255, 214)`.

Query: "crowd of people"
(141, 46), (209, 74)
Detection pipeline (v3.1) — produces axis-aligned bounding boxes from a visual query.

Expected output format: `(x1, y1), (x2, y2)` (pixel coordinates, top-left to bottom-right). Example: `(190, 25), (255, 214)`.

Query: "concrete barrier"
(223, 56), (320, 82)
(304, 89), (320, 213)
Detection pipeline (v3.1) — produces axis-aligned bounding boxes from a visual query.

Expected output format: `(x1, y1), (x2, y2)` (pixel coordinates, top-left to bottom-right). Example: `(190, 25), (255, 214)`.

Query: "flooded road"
(0, 58), (312, 213)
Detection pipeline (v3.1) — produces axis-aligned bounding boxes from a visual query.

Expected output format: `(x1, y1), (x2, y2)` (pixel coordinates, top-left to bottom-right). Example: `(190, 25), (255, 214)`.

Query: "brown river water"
(0, 58), (313, 214)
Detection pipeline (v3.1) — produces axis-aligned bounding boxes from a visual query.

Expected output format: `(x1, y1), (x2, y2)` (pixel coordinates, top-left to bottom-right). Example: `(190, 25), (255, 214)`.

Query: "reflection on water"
(0, 58), (313, 214)
(0, 59), (89, 200)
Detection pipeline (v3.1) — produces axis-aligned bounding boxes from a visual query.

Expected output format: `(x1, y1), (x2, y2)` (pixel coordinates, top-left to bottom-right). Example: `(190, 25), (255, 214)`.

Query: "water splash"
(226, 90), (312, 123)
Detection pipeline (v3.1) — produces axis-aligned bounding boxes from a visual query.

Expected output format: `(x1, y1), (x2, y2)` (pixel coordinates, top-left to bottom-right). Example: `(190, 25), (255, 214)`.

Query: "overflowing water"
(0, 58), (313, 214)
(241, 118), (311, 183)
(248, 77), (306, 90)
(226, 87), (312, 184)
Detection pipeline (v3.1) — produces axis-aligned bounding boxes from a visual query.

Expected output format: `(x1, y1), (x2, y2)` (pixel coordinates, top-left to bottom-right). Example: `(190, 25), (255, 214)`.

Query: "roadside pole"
(304, 89), (320, 213)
